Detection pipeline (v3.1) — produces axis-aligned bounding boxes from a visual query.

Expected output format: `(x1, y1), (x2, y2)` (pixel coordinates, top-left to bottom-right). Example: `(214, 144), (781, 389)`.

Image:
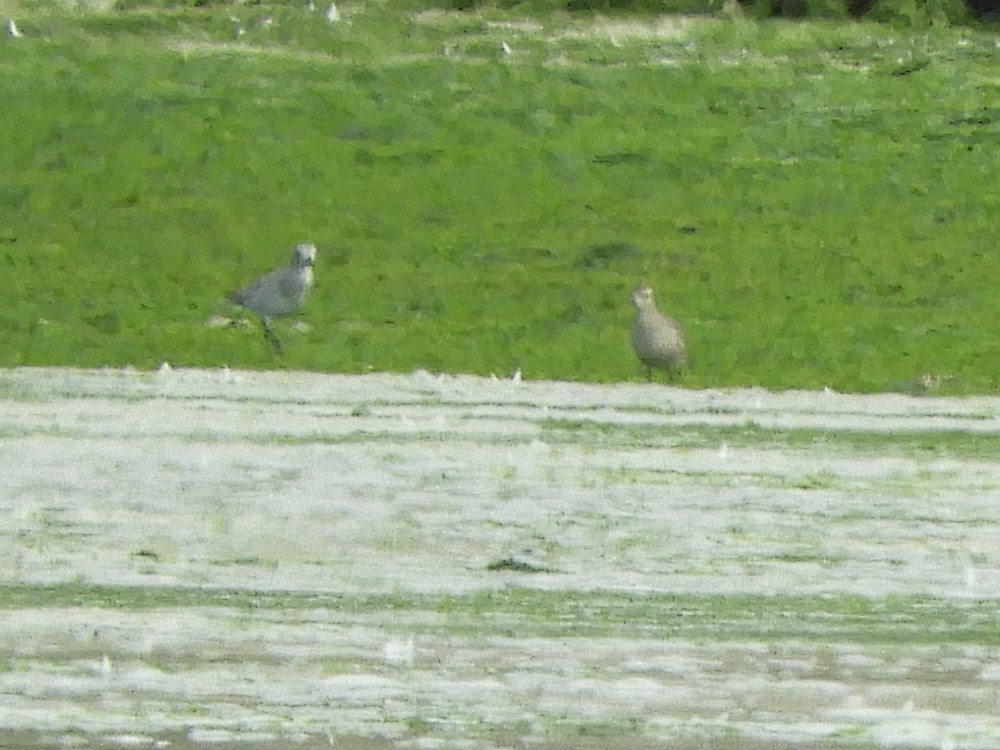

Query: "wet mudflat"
(1, 367), (999, 749)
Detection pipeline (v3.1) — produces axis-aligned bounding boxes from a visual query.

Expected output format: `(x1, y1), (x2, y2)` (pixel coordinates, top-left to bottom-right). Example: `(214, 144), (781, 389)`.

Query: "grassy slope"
(2, 3), (1000, 392)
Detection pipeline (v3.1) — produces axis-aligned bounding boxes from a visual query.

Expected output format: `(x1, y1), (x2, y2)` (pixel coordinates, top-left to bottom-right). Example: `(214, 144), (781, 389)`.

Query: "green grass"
(2, 582), (997, 644)
(541, 418), (1000, 456)
(3, 2), (1000, 392)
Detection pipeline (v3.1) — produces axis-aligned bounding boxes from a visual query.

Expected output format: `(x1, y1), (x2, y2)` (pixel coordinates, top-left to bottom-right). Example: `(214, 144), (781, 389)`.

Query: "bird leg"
(260, 316), (284, 354)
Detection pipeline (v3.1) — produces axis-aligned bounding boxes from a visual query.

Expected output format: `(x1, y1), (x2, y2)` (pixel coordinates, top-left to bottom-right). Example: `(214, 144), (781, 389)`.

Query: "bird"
(8, 19), (23, 38)
(228, 243), (316, 353)
(630, 285), (687, 381)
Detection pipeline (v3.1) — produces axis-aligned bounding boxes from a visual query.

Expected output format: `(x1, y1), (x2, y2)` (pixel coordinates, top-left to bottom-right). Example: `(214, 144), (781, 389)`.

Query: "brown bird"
(228, 243), (316, 353)
(630, 285), (687, 381)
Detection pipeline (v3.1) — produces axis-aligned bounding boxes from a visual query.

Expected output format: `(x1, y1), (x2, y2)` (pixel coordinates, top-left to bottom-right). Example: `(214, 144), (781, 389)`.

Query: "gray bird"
(228, 243), (316, 353)
(630, 285), (687, 381)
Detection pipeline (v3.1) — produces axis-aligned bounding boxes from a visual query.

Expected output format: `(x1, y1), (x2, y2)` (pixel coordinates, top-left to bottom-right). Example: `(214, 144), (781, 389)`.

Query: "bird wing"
(229, 269), (277, 309)
(276, 270), (305, 301)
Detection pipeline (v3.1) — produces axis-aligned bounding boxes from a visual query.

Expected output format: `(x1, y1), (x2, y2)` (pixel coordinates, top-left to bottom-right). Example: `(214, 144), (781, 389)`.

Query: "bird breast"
(633, 311), (686, 364)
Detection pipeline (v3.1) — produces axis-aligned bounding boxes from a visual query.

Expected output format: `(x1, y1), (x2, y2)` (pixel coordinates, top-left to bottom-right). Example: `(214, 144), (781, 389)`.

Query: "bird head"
(631, 285), (655, 310)
(292, 243), (317, 268)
